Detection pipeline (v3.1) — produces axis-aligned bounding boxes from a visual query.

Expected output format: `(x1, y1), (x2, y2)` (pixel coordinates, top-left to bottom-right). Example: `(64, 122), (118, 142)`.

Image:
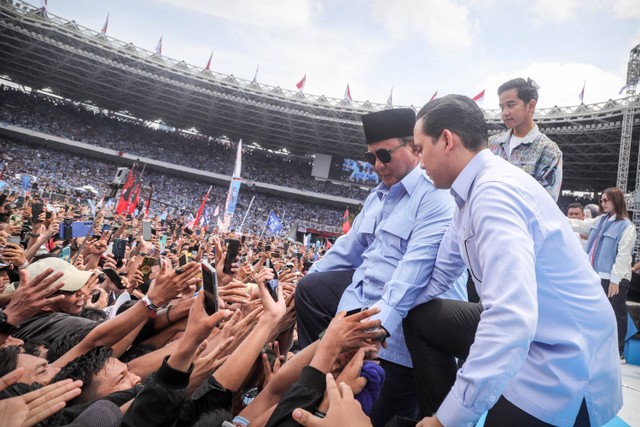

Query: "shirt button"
(386, 199), (392, 204)
(377, 242), (382, 248)
(368, 264), (374, 269)
(489, 395), (496, 403)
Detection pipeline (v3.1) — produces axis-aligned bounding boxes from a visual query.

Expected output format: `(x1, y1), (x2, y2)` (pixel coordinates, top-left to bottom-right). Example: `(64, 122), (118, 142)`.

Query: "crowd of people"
(0, 137), (345, 236)
(0, 76), (636, 427)
(0, 86), (371, 200)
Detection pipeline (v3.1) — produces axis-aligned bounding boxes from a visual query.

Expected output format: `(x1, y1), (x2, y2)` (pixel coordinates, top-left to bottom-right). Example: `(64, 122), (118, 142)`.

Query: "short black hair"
(498, 77), (539, 103)
(47, 325), (95, 363)
(416, 95), (488, 152)
(567, 202), (583, 211)
(52, 346), (112, 402)
(0, 346), (20, 377)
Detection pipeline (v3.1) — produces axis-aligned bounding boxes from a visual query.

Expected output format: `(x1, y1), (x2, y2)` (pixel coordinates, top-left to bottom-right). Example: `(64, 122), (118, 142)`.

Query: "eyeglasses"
(600, 198), (609, 204)
(363, 141), (409, 166)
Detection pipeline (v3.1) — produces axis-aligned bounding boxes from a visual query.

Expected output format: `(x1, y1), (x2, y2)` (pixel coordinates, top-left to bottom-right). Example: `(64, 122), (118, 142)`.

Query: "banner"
(221, 140), (243, 231)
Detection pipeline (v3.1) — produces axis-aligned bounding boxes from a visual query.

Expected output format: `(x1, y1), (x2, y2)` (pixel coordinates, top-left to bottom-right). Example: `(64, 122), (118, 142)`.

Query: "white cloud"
(156, 0), (312, 27)
(531, 0), (580, 24)
(370, 0), (477, 51)
(612, 0), (640, 20)
(480, 63), (626, 110)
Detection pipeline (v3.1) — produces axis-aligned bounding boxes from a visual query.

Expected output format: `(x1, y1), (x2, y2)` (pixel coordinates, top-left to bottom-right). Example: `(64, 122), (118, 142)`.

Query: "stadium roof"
(1, 0), (640, 191)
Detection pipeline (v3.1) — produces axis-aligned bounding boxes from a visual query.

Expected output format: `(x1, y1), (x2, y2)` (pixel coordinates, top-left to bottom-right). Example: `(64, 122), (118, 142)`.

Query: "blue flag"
(266, 211), (283, 234)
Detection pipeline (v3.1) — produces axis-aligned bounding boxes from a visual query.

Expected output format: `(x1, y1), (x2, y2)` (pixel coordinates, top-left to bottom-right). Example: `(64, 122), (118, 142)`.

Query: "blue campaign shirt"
(310, 165), (468, 367)
(415, 149), (621, 427)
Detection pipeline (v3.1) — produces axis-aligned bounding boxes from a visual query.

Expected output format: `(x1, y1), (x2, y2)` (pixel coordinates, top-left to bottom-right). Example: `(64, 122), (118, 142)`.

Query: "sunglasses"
(363, 141), (409, 166)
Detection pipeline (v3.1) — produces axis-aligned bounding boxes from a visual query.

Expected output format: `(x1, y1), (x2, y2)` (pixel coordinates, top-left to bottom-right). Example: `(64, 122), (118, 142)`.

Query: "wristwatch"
(141, 295), (159, 318)
(0, 309), (17, 335)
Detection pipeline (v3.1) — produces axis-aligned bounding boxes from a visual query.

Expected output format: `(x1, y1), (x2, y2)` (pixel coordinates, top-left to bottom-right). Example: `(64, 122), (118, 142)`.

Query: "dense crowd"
(0, 86), (371, 200)
(0, 137), (345, 235)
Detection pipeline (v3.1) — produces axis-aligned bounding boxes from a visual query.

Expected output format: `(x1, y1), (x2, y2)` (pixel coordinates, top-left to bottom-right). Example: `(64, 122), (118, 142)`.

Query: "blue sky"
(29, 0), (640, 110)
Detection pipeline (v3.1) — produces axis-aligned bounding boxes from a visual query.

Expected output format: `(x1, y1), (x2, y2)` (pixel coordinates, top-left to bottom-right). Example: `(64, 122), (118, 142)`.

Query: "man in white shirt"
(405, 94), (621, 427)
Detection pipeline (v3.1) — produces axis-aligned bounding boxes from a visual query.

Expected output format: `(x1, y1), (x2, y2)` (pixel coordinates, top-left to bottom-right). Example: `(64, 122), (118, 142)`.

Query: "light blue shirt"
(416, 149), (621, 427)
(310, 165), (468, 367)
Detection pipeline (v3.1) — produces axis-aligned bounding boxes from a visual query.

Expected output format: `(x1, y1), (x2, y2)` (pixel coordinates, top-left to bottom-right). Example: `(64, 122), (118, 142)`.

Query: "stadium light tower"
(617, 43), (640, 194)
(625, 43), (640, 96)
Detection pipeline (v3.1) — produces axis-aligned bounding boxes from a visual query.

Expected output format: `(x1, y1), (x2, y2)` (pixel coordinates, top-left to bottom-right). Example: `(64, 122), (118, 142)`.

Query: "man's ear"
(527, 98), (537, 114)
(442, 129), (455, 152)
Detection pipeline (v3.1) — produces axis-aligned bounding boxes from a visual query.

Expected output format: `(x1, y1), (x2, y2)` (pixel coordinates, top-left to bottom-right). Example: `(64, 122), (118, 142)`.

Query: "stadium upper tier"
(1, 0), (640, 191)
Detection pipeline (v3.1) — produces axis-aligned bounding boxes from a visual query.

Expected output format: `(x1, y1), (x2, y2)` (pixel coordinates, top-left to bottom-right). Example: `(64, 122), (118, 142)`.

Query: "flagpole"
(238, 195), (255, 233)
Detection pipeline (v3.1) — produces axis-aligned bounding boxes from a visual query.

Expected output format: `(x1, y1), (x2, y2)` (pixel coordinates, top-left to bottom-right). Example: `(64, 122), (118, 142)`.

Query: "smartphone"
(264, 244), (271, 252)
(0, 194), (7, 206)
(346, 308), (363, 317)
(31, 203), (44, 223)
(201, 261), (219, 315)
(303, 260), (313, 272)
(59, 246), (71, 261)
(101, 224), (111, 233)
(295, 252), (303, 261)
(159, 235), (168, 247)
(71, 221), (94, 239)
(283, 241), (290, 253)
(8, 236), (21, 245)
(179, 253), (191, 267)
(45, 211), (52, 219)
(112, 238), (127, 260)
(142, 221), (152, 241)
(223, 239), (240, 274)
(103, 268), (125, 290)
(139, 256), (156, 278)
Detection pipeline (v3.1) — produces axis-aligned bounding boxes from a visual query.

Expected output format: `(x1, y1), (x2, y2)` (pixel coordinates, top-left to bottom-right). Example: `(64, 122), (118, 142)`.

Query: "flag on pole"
(252, 65), (259, 83)
(155, 36), (163, 55)
(386, 87), (393, 106)
(127, 183), (140, 215)
(193, 186), (212, 228)
(213, 205), (220, 217)
(296, 74), (307, 91)
(429, 90), (438, 102)
(145, 184), (153, 217)
(578, 80), (585, 103)
(266, 211), (283, 235)
(221, 140), (243, 231)
(205, 51), (213, 71)
(304, 233), (311, 248)
(344, 84), (352, 102)
(325, 238), (333, 249)
(472, 89), (485, 106)
(101, 12), (109, 34)
(116, 167), (136, 214)
(342, 208), (351, 234)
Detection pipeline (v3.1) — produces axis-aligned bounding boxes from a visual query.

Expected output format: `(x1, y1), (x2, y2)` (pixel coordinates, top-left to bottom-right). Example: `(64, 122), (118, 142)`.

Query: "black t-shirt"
(13, 312), (96, 346)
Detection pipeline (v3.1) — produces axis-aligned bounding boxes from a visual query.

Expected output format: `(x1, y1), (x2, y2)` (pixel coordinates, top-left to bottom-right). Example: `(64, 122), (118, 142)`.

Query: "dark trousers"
(602, 279), (629, 355)
(403, 299), (591, 426)
(295, 269), (354, 349)
(295, 269), (418, 427)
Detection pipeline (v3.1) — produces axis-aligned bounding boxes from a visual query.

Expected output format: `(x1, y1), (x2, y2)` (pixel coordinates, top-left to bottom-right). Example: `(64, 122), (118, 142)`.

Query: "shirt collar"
(501, 124), (541, 145)
(374, 165), (423, 200)
(450, 149), (493, 209)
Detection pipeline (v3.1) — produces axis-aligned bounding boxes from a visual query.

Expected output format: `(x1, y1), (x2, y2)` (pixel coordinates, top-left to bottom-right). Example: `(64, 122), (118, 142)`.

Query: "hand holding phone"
(223, 239), (240, 275)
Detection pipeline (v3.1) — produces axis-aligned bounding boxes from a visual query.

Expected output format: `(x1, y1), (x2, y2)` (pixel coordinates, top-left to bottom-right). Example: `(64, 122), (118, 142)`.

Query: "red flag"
(429, 91), (438, 102)
(296, 74), (306, 91)
(342, 208), (351, 234)
(472, 89), (485, 104)
(344, 84), (352, 102)
(194, 186), (212, 228)
(205, 51), (213, 71)
(101, 12), (109, 34)
(326, 238), (333, 249)
(116, 168), (136, 214)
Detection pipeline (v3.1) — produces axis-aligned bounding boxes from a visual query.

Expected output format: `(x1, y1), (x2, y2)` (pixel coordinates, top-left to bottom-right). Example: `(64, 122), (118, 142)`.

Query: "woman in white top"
(569, 187), (636, 362)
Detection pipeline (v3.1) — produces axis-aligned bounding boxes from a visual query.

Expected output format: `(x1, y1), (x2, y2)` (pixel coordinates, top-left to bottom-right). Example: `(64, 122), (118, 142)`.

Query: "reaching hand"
(3, 269), (66, 326)
(292, 374), (372, 427)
